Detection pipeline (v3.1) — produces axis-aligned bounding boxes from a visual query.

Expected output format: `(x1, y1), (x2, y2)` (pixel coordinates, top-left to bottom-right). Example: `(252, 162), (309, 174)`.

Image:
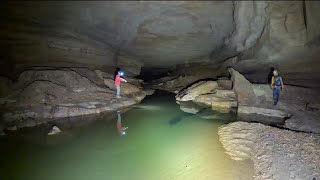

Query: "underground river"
(0, 94), (254, 180)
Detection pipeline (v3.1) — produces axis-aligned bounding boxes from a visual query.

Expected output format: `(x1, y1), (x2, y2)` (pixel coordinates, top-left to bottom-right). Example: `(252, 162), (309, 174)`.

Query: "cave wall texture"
(1, 1), (320, 87)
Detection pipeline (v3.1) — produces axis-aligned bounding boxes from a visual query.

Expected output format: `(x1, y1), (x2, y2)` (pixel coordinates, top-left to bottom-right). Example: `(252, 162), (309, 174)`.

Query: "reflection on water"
(0, 95), (254, 180)
(117, 111), (128, 136)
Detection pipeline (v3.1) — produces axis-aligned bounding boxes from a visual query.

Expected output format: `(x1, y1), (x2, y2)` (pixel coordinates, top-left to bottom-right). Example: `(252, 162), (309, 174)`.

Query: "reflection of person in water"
(116, 110), (128, 136)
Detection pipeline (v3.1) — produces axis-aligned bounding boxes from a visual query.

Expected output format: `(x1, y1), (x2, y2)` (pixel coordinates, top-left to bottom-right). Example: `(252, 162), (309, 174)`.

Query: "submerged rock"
(48, 126), (61, 135)
(196, 108), (236, 121)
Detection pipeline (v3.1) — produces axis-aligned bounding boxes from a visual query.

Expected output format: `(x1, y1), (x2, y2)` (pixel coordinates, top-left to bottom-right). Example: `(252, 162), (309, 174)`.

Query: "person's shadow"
(268, 67), (275, 84)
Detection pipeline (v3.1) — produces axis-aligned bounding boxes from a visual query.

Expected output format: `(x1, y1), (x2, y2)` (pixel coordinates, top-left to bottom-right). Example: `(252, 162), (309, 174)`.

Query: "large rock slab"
(193, 94), (214, 107)
(211, 96), (238, 113)
(175, 81), (219, 101)
(218, 122), (320, 180)
(237, 106), (290, 125)
(217, 78), (233, 90)
(228, 68), (256, 105)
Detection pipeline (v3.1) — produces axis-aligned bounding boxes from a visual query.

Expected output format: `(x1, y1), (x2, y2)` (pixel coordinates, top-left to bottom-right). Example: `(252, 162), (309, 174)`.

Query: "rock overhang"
(1, 1), (234, 66)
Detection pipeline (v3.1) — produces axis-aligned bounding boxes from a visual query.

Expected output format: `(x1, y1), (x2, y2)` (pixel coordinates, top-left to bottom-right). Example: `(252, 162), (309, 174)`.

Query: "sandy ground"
(218, 121), (320, 180)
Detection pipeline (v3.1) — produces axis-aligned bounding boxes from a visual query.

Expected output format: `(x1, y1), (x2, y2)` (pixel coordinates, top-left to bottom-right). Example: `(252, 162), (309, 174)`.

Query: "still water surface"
(0, 95), (253, 180)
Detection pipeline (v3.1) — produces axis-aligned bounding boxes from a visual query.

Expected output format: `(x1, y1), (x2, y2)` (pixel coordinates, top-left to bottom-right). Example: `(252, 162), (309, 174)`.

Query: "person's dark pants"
(273, 87), (281, 105)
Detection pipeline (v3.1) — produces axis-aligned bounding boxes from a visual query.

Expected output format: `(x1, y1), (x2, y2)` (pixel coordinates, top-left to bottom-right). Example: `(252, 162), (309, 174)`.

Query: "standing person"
(115, 71), (127, 98)
(271, 70), (284, 105)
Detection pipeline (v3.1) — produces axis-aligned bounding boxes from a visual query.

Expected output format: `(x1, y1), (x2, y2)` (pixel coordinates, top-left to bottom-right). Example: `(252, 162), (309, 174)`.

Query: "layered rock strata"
(218, 122), (320, 180)
(0, 67), (146, 131)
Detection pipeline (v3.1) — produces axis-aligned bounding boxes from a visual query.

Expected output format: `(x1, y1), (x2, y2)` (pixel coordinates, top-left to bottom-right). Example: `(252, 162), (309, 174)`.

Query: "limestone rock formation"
(1, 1), (320, 89)
(174, 78), (238, 121)
(175, 81), (219, 102)
(211, 95), (238, 114)
(193, 90), (237, 113)
(193, 94), (215, 107)
(228, 68), (256, 105)
(116, 55), (144, 77)
(237, 106), (290, 125)
(0, 67), (146, 131)
(218, 122), (320, 180)
(216, 78), (233, 90)
(177, 101), (204, 115)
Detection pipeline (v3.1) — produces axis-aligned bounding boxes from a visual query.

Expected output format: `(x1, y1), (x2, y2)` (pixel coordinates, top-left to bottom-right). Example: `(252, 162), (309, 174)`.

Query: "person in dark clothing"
(114, 67), (120, 80)
(271, 70), (284, 105)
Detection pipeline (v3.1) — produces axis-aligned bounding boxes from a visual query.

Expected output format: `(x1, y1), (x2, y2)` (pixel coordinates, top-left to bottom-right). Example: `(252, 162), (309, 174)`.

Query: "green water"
(0, 95), (253, 180)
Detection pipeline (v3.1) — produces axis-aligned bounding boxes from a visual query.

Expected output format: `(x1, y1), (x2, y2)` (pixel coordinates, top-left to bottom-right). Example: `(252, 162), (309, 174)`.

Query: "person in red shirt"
(115, 71), (127, 98)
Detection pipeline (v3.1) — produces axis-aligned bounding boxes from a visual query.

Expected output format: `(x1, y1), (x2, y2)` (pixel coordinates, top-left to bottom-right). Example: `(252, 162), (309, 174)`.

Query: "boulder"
(211, 96), (238, 113)
(194, 90), (237, 113)
(228, 68), (256, 105)
(237, 106), (290, 125)
(214, 89), (237, 99)
(178, 101), (204, 114)
(217, 78), (233, 90)
(175, 81), (219, 101)
(193, 94), (214, 107)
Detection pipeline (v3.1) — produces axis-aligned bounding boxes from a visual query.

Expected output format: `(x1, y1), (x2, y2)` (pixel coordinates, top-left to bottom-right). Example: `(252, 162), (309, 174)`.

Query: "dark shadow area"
(113, 67), (120, 80)
(267, 67), (275, 84)
(137, 67), (175, 82)
(149, 89), (175, 97)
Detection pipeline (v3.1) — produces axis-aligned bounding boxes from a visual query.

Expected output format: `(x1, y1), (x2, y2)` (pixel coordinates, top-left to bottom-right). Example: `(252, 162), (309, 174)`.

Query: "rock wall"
(2, 1), (319, 87)
(0, 67), (146, 132)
